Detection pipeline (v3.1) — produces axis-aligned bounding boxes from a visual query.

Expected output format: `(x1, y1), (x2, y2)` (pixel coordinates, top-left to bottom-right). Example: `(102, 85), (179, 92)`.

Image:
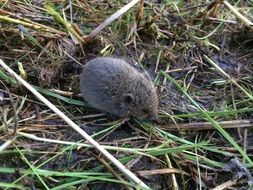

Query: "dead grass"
(0, 0), (253, 189)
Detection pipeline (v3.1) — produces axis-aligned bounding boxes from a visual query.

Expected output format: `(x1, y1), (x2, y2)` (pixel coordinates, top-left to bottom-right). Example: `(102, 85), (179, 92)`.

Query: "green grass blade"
(160, 71), (253, 165)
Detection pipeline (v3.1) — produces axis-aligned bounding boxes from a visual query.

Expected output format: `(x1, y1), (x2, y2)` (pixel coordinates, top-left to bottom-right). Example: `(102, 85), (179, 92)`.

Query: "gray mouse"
(80, 57), (158, 119)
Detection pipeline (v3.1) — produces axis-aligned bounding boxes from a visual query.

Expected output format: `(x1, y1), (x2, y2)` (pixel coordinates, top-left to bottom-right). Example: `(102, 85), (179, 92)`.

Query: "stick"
(0, 59), (149, 189)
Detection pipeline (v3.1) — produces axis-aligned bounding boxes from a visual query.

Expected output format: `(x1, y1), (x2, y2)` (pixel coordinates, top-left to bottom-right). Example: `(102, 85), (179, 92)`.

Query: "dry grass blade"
(95, 155), (133, 190)
(87, 0), (140, 39)
(0, 80), (18, 135)
(161, 71), (253, 165)
(223, 1), (253, 28)
(204, 55), (253, 101)
(137, 168), (188, 177)
(0, 137), (16, 152)
(135, 0), (144, 26)
(0, 12), (66, 35)
(165, 154), (179, 190)
(1, 0), (252, 189)
(45, 3), (84, 43)
(210, 180), (237, 190)
(160, 120), (253, 131)
(0, 59), (150, 189)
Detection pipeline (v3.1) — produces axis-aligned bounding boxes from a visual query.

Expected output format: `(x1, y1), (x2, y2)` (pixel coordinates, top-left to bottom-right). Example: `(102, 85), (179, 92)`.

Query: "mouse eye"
(122, 93), (134, 105)
(142, 109), (149, 114)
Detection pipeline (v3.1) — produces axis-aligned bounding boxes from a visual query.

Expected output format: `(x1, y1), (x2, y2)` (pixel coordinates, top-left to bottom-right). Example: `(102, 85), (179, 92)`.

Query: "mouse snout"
(146, 113), (158, 120)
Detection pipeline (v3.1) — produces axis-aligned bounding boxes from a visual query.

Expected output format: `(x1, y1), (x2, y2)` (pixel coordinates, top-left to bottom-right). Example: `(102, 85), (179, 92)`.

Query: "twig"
(0, 59), (150, 189)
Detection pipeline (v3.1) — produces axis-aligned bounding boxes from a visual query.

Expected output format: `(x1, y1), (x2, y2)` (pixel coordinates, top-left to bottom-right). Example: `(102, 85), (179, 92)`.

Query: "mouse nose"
(147, 113), (158, 120)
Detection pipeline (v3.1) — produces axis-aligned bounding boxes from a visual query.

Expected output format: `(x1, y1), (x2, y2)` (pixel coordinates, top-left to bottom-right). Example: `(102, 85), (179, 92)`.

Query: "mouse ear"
(122, 93), (134, 105)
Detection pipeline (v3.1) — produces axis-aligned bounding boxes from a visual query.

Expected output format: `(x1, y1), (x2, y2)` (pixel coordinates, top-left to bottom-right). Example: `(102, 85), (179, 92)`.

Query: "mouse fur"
(80, 57), (158, 119)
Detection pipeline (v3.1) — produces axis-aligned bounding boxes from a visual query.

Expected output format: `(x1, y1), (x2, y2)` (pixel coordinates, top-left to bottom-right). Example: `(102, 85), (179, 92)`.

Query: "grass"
(0, 0), (253, 189)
